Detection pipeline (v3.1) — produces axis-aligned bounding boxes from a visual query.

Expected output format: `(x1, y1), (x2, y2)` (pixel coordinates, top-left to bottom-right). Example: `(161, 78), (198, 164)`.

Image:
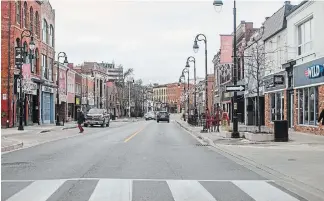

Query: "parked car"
(145, 112), (156, 120)
(84, 108), (110, 127)
(156, 111), (170, 123)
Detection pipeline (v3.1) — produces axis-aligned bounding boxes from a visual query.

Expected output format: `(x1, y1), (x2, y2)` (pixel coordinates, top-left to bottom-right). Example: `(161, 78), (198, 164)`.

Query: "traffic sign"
(225, 85), (245, 92)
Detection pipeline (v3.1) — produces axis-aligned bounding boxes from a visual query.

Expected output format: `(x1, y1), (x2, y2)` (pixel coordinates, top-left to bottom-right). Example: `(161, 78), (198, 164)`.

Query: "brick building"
(1, 1), (43, 127)
(166, 83), (181, 113)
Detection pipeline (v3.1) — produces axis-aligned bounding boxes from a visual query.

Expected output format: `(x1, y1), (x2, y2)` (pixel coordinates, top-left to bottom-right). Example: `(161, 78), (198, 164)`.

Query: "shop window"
(297, 87), (318, 125)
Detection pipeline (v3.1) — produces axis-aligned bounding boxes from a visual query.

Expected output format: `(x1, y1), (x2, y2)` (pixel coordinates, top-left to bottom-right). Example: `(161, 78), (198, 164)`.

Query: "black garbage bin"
(273, 120), (288, 142)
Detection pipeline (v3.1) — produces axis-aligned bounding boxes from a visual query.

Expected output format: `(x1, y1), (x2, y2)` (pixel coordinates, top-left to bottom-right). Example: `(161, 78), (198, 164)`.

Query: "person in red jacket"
(214, 105), (222, 132)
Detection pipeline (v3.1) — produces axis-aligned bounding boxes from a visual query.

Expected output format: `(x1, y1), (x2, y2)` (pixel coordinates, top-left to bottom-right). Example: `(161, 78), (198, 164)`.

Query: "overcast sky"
(51, 0), (302, 84)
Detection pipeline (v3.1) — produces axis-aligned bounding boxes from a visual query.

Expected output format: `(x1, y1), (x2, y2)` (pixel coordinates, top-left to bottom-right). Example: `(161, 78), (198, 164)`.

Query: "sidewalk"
(175, 118), (324, 197)
(1, 122), (77, 152)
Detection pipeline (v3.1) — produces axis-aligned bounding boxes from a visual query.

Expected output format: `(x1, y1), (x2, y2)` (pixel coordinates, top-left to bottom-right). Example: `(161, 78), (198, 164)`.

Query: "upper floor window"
(42, 54), (48, 79)
(29, 7), (33, 33)
(298, 18), (312, 56)
(49, 25), (54, 47)
(42, 19), (48, 43)
(16, 1), (21, 24)
(23, 2), (27, 28)
(35, 12), (40, 37)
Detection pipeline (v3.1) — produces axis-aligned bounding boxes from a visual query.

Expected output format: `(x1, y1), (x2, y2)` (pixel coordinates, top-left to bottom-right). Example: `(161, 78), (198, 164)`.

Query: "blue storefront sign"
(294, 57), (324, 87)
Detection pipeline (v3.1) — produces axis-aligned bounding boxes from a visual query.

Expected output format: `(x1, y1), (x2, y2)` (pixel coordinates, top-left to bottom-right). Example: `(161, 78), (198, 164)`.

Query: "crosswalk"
(2, 178), (302, 201)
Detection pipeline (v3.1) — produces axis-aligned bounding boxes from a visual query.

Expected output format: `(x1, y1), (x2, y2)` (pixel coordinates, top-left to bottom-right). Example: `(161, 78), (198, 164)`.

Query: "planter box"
(243, 132), (274, 142)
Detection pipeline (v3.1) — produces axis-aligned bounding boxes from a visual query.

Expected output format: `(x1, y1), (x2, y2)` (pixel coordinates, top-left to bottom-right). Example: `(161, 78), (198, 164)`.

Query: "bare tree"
(244, 32), (274, 133)
(115, 66), (134, 116)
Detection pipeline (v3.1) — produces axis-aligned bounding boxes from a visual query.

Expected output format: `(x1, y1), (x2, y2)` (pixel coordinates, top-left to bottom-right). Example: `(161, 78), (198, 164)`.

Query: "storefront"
(41, 85), (54, 124)
(293, 57), (324, 135)
(23, 80), (38, 126)
(264, 71), (287, 128)
(74, 96), (81, 121)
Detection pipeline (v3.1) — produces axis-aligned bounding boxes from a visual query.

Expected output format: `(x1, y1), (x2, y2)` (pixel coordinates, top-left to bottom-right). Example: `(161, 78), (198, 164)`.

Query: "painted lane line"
(232, 180), (300, 201)
(167, 180), (217, 201)
(88, 179), (132, 201)
(6, 179), (66, 201)
(124, 126), (146, 142)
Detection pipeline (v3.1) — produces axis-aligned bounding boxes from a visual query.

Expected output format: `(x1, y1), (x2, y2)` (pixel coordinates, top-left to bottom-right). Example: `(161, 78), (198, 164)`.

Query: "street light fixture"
(18, 30), (35, 131)
(213, 0), (239, 138)
(56, 52), (68, 126)
(182, 67), (190, 121)
(186, 56), (197, 123)
(192, 34), (208, 132)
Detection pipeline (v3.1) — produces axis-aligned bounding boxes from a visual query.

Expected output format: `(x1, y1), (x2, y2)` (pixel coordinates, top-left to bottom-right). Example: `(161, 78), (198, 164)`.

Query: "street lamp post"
(214, 0), (239, 138)
(18, 30), (36, 131)
(182, 68), (189, 121)
(56, 52), (68, 126)
(193, 34), (208, 132)
(186, 56), (197, 124)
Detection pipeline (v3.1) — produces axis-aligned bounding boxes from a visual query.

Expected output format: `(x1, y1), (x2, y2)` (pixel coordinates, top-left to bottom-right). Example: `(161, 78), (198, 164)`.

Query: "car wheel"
(101, 120), (106, 127)
(157, 120), (159, 123)
(84, 124), (88, 127)
(90, 124), (94, 127)
(106, 121), (110, 127)
(168, 120), (170, 123)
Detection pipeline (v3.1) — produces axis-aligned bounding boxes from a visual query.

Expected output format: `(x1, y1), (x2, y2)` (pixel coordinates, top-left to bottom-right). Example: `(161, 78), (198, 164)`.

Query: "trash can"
(273, 120), (288, 142)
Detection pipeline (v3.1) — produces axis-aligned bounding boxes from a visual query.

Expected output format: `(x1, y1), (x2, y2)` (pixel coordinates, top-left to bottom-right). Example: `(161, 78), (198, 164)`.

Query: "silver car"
(145, 112), (156, 120)
(84, 108), (110, 127)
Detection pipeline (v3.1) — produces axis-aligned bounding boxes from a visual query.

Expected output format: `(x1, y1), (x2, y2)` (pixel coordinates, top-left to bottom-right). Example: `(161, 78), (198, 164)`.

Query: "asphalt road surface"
(1, 120), (304, 201)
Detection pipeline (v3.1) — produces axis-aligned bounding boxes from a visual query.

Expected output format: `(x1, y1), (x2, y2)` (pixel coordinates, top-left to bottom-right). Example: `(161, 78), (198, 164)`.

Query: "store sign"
(42, 86), (54, 93)
(76, 97), (80, 105)
(305, 64), (324, 79)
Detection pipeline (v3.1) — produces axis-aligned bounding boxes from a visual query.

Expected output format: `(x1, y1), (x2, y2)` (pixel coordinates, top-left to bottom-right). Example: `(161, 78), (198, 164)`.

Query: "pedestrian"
(206, 109), (212, 132)
(77, 108), (85, 133)
(214, 105), (222, 132)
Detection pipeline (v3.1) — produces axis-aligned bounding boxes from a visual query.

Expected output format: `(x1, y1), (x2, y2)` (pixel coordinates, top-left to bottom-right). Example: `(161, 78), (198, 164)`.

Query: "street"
(1, 120), (306, 201)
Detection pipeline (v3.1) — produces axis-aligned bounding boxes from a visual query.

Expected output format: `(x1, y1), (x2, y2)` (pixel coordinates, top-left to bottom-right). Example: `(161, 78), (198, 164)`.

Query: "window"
(35, 12), (39, 37)
(297, 87), (318, 125)
(42, 54), (48, 79)
(48, 58), (53, 81)
(42, 19), (48, 43)
(16, 1), (21, 24)
(49, 25), (54, 47)
(270, 91), (283, 121)
(298, 18), (312, 56)
(23, 2), (27, 28)
(29, 7), (33, 33)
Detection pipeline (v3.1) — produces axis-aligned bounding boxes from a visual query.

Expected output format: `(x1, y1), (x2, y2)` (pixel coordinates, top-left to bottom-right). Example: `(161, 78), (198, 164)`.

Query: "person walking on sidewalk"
(77, 109), (85, 133)
(214, 105), (222, 132)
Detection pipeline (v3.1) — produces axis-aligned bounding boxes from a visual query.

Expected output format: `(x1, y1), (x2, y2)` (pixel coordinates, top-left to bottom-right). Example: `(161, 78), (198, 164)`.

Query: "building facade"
(167, 83), (182, 113)
(153, 84), (167, 110)
(40, 1), (55, 124)
(1, 0), (44, 127)
(286, 0), (324, 135)
(67, 69), (75, 121)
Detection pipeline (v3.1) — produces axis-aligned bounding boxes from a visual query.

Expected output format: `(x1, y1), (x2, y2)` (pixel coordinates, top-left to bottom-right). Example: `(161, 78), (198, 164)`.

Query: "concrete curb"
(1, 142), (24, 152)
(62, 126), (77, 130)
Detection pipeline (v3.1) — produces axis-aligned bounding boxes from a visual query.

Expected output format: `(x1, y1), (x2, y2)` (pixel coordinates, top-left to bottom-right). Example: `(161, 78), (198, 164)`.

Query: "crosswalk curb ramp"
(1, 178), (302, 201)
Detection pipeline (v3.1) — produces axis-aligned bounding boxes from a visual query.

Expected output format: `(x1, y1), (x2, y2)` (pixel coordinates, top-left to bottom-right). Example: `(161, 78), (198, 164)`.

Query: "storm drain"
(196, 144), (210, 146)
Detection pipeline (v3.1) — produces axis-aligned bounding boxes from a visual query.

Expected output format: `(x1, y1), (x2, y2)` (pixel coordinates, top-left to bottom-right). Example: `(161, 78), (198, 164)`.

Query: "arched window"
(23, 41), (28, 63)
(42, 19), (48, 43)
(49, 25), (54, 47)
(16, 1), (21, 24)
(23, 2), (27, 28)
(35, 12), (39, 37)
(29, 7), (33, 33)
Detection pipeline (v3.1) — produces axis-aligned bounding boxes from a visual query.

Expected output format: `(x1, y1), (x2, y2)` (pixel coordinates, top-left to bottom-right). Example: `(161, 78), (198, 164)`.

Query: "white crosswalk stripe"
(167, 180), (217, 201)
(233, 180), (300, 201)
(88, 179), (132, 201)
(5, 180), (66, 201)
(2, 179), (303, 201)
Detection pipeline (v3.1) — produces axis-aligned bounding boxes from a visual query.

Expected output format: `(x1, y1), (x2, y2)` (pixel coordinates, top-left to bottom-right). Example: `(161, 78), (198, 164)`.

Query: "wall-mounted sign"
(273, 75), (285, 85)
(75, 97), (80, 105)
(42, 86), (54, 93)
(305, 64), (324, 79)
(15, 47), (23, 68)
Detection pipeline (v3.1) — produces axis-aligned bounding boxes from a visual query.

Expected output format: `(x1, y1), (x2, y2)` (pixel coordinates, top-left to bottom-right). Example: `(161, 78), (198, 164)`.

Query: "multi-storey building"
(1, 0), (46, 127)
(40, 0), (55, 124)
(286, 0), (324, 135)
(262, 1), (296, 129)
(166, 83), (181, 113)
(153, 84), (167, 110)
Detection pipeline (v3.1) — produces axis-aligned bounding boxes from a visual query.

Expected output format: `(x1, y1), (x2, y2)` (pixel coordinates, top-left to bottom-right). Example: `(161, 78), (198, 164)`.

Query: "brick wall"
(294, 85), (324, 135)
(1, 1), (42, 127)
(264, 93), (271, 128)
